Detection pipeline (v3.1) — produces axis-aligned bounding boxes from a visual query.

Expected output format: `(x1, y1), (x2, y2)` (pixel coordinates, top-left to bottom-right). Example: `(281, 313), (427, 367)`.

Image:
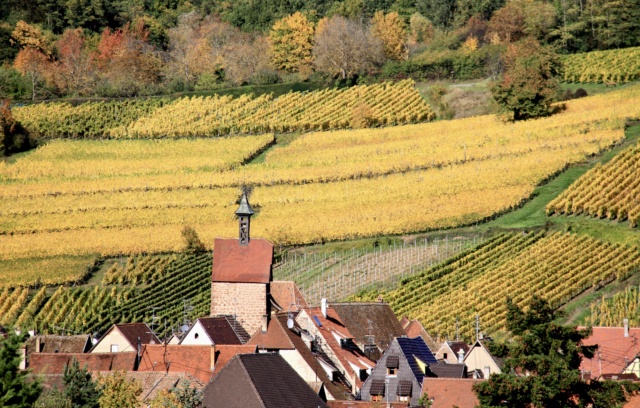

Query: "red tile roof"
(327, 402), (408, 407)
(113, 323), (160, 347)
(625, 394), (640, 407)
(421, 378), (483, 408)
(579, 327), (640, 376)
(403, 318), (440, 352)
(270, 281), (308, 311)
(302, 307), (375, 388)
(247, 315), (295, 350)
(28, 352), (137, 375)
(212, 238), (273, 283)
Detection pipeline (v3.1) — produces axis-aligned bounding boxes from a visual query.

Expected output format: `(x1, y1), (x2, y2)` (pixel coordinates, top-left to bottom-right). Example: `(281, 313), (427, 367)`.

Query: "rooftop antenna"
(181, 299), (194, 332)
(456, 317), (460, 342)
(149, 306), (161, 335)
(475, 315), (480, 342)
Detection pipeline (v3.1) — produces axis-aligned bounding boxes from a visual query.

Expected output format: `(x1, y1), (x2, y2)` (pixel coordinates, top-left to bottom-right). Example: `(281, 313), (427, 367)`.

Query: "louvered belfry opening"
(236, 192), (255, 246)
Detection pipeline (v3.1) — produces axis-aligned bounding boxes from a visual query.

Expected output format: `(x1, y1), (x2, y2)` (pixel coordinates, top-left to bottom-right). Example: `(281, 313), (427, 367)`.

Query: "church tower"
(210, 193), (273, 336)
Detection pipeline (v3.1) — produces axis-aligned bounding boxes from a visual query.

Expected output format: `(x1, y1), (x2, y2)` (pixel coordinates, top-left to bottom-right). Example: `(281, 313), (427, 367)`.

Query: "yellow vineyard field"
(0, 85), (639, 284)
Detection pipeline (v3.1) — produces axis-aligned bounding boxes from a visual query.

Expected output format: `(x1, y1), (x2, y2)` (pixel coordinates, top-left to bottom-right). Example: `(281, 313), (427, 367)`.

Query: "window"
(387, 368), (396, 376)
(372, 395), (383, 402)
(399, 396), (409, 402)
(110, 344), (119, 352)
(194, 333), (199, 339)
(443, 352), (448, 360)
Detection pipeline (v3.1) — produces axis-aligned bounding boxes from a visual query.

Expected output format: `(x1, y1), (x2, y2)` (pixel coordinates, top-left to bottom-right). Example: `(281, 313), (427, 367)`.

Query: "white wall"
(92, 329), (134, 353)
(180, 321), (214, 345)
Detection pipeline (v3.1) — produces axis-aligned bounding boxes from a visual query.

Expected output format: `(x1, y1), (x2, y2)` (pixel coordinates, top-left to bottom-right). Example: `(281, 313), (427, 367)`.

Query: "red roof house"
(579, 326), (640, 377)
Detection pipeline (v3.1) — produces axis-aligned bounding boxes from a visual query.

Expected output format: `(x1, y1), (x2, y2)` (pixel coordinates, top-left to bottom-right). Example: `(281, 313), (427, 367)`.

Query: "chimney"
(35, 336), (41, 353)
(458, 348), (464, 363)
(262, 315), (268, 334)
(483, 365), (490, 379)
(210, 345), (216, 372)
(624, 318), (629, 337)
(321, 298), (327, 319)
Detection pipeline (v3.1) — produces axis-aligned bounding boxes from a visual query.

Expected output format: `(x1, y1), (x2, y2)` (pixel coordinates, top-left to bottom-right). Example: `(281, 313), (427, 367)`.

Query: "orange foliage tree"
(14, 48), (50, 100)
(371, 11), (408, 61)
(269, 12), (315, 72)
(54, 28), (95, 96)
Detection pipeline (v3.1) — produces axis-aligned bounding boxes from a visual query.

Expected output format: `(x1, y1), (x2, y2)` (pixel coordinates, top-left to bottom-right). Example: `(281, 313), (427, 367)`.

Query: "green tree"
(0, 330), (42, 407)
(63, 358), (101, 408)
(269, 12), (315, 72)
(474, 296), (640, 407)
(97, 371), (141, 408)
(173, 380), (202, 408)
(34, 389), (72, 408)
(490, 38), (560, 121)
(181, 226), (206, 252)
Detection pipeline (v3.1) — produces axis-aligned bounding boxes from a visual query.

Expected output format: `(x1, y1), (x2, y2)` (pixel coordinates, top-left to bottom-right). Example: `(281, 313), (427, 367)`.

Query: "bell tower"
(236, 192), (254, 246)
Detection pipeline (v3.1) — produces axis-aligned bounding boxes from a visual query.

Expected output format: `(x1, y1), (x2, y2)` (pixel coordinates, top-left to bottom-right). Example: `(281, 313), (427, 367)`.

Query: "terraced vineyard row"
(547, 142), (640, 227)
(562, 46), (640, 83)
(361, 232), (640, 340)
(274, 235), (486, 305)
(586, 286), (640, 327)
(22, 252), (211, 338)
(13, 80), (434, 140)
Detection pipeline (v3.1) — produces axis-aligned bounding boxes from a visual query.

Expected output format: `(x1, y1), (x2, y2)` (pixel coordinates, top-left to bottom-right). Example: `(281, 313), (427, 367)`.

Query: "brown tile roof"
(93, 371), (204, 401)
(579, 327), (640, 376)
(112, 323), (160, 347)
(238, 353), (329, 408)
(404, 319), (441, 353)
(303, 307), (375, 388)
(447, 341), (471, 356)
(270, 281), (308, 311)
(427, 363), (467, 378)
(28, 352), (137, 375)
(421, 378), (483, 408)
(247, 315), (295, 350)
(193, 317), (242, 345)
(26, 335), (91, 358)
(330, 303), (405, 351)
(212, 238), (273, 283)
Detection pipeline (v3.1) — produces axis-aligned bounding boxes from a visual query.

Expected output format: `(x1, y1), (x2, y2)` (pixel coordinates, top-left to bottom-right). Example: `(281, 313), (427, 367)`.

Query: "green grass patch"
(560, 81), (639, 96)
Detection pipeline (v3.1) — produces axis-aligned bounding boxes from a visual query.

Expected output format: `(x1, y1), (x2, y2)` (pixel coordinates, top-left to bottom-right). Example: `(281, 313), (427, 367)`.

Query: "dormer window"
(370, 379), (385, 402)
(386, 355), (399, 377)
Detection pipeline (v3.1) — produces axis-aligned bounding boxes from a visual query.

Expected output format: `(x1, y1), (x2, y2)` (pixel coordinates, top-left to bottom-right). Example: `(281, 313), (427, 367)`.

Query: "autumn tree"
(269, 12), (315, 73)
(223, 35), (272, 86)
(93, 21), (161, 96)
(14, 48), (50, 100)
(97, 371), (141, 408)
(491, 38), (560, 120)
(485, 1), (526, 43)
(408, 13), (435, 45)
(11, 21), (52, 56)
(371, 11), (407, 61)
(54, 28), (95, 96)
(313, 16), (385, 79)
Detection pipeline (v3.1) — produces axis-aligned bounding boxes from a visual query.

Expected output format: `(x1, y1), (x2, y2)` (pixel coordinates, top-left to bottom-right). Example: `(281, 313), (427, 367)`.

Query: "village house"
(358, 336), (438, 405)
(137, 343), (257, 383)
(296, 302), (376, 395)
(580, 321), (640, 378)
(91, 323), (160, 353)
(201, 353), (329, 408)
(269, 280), (309, 312)
(179, 316), (247, 345)
(435, 341), (470, 364)
(463, 340), (504, 378)
(248, 312), (353, 401)
(330, 302), (407, 360)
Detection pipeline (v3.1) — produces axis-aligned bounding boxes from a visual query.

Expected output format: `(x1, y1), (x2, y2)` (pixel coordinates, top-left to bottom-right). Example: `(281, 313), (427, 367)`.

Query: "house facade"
(91, 323), (159, 353)
(359, 337), (438, 406)
(463, 340), (503, 378)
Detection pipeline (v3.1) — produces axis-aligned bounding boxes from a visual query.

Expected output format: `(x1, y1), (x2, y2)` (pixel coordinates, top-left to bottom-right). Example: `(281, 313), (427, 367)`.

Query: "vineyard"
(274, 235), (485, 305)
(546, 141), (640, 227)
(586, 286), (640, 327)
(562, 46), (640, 83)
(355, 231), (640, 340)
(12, 80), (434, 140)
(11, 252), (212, 338)
(0, 85), (638, 279)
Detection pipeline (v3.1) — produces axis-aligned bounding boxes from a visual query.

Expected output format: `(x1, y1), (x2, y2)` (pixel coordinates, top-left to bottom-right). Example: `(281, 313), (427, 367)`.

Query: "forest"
(1, 0), (639, 100)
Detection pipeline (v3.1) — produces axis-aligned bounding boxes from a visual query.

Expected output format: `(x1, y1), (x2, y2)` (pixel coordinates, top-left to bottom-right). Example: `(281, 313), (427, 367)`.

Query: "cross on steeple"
(236, 192), (254, 245)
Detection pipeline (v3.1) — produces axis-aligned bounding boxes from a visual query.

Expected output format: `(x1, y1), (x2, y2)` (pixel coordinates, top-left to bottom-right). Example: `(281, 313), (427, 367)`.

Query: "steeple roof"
(235, 192), (254, 216)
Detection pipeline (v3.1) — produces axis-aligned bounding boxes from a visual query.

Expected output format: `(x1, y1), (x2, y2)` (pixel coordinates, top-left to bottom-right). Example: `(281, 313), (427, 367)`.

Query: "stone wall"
(211, 282), (267, 336)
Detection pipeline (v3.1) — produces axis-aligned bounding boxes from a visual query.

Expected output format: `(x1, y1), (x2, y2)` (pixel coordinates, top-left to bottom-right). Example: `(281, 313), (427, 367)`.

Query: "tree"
(181, 226), (206, 253)
(34, 390), (72, 408)
(223, 35), (272, 86)
(63, 358), (101, 408)
(0, 330), (42, 407)
(415, 0), (457, 30)
(148, 389), (179, 408)
(269, 12), (315, 73)
(97, 371), (141, 408)
(54, 28), (95, 96)
(408, 12), (434, 44)
(371, 11), (407, 61)
(485, 1), (526, 43)
(474, 296), (640, 407)
(490, 38), (560, 120)
(13, 47), (50, 100)
(313, 16), (385, 79)
(172, 380), (203, 408)
(10, 21), (52, 56)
